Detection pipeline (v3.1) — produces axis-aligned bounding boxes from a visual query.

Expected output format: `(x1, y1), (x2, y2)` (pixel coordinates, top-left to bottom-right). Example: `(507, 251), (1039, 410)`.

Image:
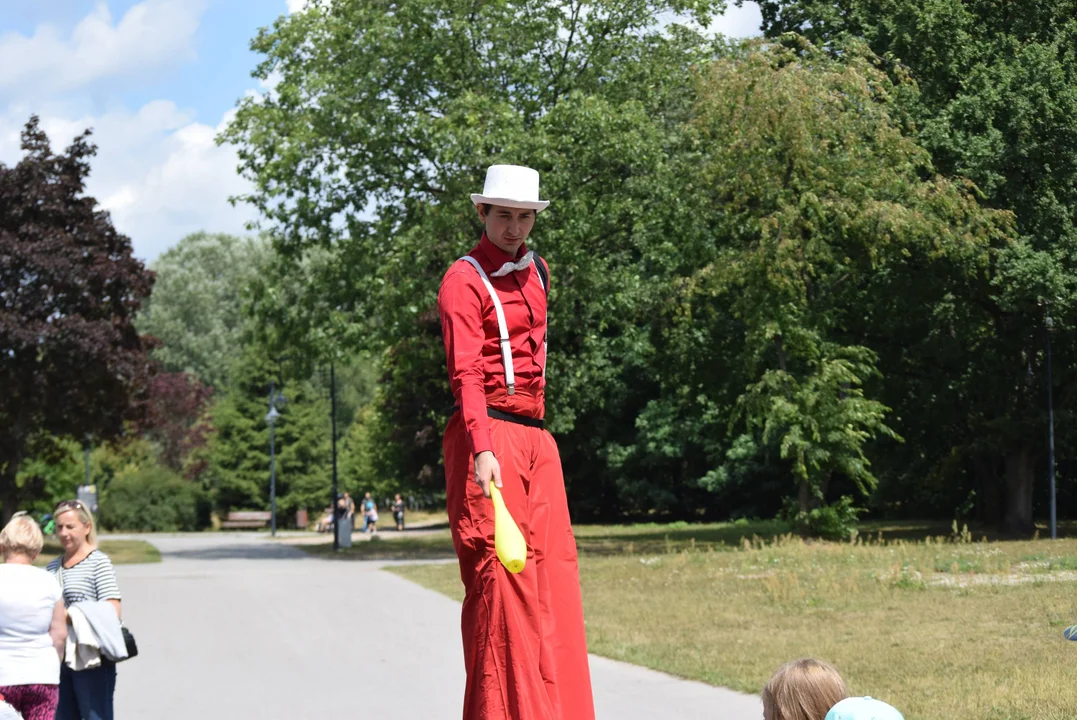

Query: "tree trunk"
(1002, 443), (1036, 535)
(0, 469), (21, 526)
(0, 426), (28, 526)
(794, 478), (812, 536)
(798, 478), (811, 514)
(973, 455), (1001, 524)
(818, 469), (831, 500)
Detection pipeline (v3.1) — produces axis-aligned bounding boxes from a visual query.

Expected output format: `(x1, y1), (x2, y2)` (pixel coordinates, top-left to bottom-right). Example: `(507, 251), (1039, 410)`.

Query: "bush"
(781, 495), (863, 541)
(99, 465), (210, 532)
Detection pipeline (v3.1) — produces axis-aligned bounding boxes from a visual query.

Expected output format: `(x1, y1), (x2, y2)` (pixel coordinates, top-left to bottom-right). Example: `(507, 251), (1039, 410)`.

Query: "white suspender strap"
(459, 256), (517, 395)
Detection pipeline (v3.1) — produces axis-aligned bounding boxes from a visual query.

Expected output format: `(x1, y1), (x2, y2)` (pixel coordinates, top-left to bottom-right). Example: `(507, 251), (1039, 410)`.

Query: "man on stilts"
(438, 165), (596, 720)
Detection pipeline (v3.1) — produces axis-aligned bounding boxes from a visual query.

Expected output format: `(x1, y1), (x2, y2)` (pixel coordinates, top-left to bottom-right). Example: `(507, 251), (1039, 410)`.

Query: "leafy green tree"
(636, 37), (1010, 525)
(747, 0), (1077, 532)
(15, 439), (83, 519)
(99, 464), (209, 532)
(0, 118), (155, 523)
(138, 232), (270, 390)
(338, 405), (377, 495)
(223, 0), (1029, 528)
(206, 348), (331, 522)
(223, 0), (734, 517)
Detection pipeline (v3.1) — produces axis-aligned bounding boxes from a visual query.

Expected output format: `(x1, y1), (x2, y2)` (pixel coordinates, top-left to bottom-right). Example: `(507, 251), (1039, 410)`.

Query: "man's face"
(478, 204), (536, 255)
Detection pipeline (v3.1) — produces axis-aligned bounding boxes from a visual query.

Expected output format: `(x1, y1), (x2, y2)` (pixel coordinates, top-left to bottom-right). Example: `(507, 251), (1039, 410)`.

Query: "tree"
(222, 0), (732, 517)
(628, 37), (1011, 530)
(138, 372), (214, 477)
(747, 0), (1077, 533)
(138, 232), (270, 390)
(205, 347), (331, 522)
(15, 439), (83, 519)
(98, 464), (209, 532)
(0, 117), (155, 522)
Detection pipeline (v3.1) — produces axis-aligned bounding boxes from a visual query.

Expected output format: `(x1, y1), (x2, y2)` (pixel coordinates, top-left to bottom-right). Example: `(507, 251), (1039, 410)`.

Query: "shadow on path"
(107, 533), (311, 562)
(158, 544), (308, 561)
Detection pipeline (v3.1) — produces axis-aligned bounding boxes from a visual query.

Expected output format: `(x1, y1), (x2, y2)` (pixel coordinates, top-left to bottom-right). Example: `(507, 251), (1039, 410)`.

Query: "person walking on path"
(437, 164), (594, 719)
(392, 494), (406, 531)
(0, 513), (67, 720)
(47, 500), (123, 720)
(361, 493), (378, 534)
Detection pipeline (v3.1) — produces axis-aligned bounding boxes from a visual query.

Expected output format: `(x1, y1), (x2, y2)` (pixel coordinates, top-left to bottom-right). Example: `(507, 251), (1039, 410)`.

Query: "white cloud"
(285, 0), (310, 14)
(0, 101), (255, 261)
(660, 2), (763, 39)
(0, 1), (254, 261)
(708, 2), (764, 39)
(0, 0), (207, 97)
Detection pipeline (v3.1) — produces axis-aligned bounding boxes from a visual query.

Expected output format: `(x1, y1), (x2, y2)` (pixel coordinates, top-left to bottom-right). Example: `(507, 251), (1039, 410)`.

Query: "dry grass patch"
(391, 529), (1077, 720)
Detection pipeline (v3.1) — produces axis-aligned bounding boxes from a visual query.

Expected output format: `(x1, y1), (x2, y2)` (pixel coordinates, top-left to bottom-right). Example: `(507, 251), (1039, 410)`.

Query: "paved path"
(113, 534), (762, 719)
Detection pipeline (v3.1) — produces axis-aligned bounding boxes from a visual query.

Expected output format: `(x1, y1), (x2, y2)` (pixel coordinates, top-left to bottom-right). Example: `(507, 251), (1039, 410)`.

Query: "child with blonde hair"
(762, 658), (848, 720)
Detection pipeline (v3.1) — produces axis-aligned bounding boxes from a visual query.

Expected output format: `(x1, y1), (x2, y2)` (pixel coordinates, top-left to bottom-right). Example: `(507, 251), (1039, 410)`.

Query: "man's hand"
(473, 451), (503, 498)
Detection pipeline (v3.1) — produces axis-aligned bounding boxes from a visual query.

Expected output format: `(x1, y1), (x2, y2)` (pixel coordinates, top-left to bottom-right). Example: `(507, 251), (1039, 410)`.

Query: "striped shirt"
(46, 550), (122, 607)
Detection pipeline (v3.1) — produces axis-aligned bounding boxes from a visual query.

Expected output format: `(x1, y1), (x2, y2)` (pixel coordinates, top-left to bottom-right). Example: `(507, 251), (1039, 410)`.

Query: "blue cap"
(825, 697), (904, 720)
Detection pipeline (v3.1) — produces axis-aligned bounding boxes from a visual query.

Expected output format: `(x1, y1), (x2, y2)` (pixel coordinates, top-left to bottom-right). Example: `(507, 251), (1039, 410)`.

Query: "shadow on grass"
(304, 519), (793, 561)
(300, 516), (1077, 563)
(303, 534), (458, 561)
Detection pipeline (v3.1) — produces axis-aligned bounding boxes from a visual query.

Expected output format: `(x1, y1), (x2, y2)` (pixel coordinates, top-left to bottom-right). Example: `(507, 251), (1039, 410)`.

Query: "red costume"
(438, 233), (595, 720)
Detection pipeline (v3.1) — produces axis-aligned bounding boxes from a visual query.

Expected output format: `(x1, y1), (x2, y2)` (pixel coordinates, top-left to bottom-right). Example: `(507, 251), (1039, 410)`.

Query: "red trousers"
(444, 393), (595, 720)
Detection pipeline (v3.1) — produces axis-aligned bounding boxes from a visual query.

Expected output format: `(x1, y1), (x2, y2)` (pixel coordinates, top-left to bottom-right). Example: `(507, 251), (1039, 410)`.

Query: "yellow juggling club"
(490, 484), (527, 574)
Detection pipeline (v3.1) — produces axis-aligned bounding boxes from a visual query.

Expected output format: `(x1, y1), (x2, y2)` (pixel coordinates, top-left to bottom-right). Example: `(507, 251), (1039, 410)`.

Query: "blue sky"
(0, 1), (761, 262)
(0, 0), (295, 261)
(1, 1), (280, 120)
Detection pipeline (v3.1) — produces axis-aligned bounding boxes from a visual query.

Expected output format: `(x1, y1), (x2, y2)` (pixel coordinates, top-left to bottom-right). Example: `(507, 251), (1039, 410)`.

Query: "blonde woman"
(47, 500), (122, 720)
(762, 658), (849, 720)
(0, 513), (66, 720)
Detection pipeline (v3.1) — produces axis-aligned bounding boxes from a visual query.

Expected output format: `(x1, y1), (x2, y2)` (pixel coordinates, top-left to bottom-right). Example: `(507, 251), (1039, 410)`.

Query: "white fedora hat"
(470, 164), (550, 213)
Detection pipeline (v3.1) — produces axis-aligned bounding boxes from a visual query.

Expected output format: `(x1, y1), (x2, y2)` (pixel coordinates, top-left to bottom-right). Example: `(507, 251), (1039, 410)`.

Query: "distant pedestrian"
(316, 506), (334, 533)
(0, 513), (66, 720)
(361, 493), (378, 534)
(762, 658), (848, 720)
(392, 494), (406, 531)
(48, 500), (124, 720)
(343, 492), (356, 531)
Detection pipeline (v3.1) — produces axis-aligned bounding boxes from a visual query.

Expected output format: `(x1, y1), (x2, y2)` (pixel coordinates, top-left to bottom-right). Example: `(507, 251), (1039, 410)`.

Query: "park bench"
(221, 510), (272, 530)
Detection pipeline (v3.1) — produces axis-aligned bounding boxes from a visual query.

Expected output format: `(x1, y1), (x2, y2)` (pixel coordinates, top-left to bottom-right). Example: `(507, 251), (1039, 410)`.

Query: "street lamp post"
(330, 362), (340, 552)
(265, 381), (286, 537)
(1046, 311), (1057, 540)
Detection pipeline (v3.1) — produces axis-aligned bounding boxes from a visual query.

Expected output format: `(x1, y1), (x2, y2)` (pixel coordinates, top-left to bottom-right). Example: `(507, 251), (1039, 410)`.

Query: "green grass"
(384, 521), (1077, 720)
(34, 540), (161, 566)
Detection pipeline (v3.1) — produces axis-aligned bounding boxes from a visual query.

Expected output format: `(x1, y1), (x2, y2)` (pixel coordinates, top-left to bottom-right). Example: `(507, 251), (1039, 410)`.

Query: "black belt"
(452, 407), (545, 430)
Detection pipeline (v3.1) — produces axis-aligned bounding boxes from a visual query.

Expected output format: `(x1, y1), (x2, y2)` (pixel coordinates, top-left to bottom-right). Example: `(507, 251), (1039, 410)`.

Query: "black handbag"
(119, 625), (138, 661)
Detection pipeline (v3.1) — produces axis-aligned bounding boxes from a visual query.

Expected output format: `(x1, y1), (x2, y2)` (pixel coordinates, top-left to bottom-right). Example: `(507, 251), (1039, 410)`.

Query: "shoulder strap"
(459, 256), (517, 395)
(533, 254), (548, 296)
(533, 255), (549, 379)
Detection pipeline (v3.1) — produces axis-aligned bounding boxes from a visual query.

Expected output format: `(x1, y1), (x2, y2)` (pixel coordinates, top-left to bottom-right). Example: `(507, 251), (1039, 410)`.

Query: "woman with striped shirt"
(47, 500), (122, 720)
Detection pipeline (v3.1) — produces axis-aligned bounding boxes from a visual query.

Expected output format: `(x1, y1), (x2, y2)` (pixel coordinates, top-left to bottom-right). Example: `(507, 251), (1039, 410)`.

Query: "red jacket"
(437, 234), (548, 455)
